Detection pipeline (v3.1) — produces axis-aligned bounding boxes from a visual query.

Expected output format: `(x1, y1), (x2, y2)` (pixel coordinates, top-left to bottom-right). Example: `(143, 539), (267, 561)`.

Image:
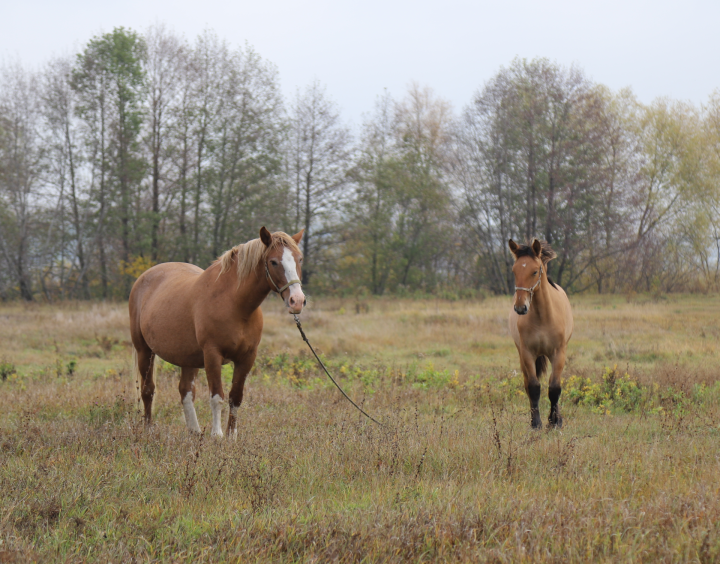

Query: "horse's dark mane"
(512, 240), (559, 290)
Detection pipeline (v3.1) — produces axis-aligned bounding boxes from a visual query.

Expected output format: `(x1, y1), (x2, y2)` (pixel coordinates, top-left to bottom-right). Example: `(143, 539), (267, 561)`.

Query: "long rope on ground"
(293, 314), (383, 426)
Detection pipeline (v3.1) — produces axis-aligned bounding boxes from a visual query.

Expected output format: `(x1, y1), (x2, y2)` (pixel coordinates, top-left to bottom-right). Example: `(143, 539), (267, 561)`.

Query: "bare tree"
(287, 80), (351, 285)
(0, 62), (43, 300)
(144, 24), (185, 261)
(42, 55), (93, 297)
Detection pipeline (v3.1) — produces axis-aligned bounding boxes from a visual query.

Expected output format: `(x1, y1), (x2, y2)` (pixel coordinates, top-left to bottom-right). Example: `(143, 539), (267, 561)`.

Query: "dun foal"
(129, 227), (304, 437)
(508, 239), (573, 428)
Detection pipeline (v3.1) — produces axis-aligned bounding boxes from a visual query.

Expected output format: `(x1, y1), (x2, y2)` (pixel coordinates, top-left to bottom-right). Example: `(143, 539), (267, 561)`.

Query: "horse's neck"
(529, 273), (554, 320)
(225, 266), (272, 315)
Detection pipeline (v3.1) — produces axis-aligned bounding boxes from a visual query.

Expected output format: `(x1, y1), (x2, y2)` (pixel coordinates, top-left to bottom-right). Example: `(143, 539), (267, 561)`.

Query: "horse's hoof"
(548, 415), (563, 429)
(531, 419), (543, 430)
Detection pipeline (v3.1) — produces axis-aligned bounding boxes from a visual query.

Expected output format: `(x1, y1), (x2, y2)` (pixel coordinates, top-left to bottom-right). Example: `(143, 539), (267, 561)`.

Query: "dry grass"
(1, 294), (720, 562)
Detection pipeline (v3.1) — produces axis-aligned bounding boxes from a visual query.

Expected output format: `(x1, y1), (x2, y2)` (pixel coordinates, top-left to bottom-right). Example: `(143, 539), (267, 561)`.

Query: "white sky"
(2, 0), (718, 127)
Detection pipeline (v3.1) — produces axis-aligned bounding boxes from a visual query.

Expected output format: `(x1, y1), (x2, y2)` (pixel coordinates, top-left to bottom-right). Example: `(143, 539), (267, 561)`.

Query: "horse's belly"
(141, 308), (203, 366)
(135, 264), (204, 368)
(155, 349), (206, 369)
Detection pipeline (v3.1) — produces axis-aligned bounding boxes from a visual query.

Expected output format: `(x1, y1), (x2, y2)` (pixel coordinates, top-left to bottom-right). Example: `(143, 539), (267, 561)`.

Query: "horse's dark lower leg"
(137, 348), (155, 425)
(528, 381), (542, 428)
(548, 385), (563, 428)
(548, 349), (566, 429)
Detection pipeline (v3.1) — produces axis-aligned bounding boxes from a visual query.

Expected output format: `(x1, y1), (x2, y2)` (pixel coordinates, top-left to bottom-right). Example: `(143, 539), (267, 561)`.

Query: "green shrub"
(564, 365), (644, 413)
(0, 358), (16, 381)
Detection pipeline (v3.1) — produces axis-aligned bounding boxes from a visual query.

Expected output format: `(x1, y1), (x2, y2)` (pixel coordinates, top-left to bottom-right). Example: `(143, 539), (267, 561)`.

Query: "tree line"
(1, 25), (719, 301)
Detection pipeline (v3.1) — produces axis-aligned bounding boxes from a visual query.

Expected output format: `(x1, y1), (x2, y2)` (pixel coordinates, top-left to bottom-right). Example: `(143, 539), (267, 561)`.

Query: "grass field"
(1, 294), (720, 562)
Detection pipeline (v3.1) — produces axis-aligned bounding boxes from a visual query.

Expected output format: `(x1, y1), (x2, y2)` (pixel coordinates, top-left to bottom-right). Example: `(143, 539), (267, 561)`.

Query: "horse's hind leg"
(179, 367), (201, 433)
(136, 346), (156, 425)
(548, 349), (566, 428)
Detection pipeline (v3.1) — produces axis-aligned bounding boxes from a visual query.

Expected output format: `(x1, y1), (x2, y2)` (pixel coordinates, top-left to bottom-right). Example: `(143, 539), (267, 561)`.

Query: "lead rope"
(292, 314), (383, 426)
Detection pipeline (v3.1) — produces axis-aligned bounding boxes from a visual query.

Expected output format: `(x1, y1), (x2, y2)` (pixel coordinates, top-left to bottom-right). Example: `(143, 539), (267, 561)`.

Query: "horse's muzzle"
(287, 292), (305, 314)
(514, 304), (528, 315)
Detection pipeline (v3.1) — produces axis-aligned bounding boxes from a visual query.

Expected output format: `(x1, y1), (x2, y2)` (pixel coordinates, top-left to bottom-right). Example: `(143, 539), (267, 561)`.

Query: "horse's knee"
(228, 384), (244, 408)
(178, 378), (196, 399)
(527, 381), (541, 405)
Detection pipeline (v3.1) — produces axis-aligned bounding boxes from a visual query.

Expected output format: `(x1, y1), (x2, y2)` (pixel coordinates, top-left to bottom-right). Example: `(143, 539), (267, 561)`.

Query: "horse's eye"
(533, 271), (538, 275)
(299, 258), (303, 264)
(270, 260), (279, 266)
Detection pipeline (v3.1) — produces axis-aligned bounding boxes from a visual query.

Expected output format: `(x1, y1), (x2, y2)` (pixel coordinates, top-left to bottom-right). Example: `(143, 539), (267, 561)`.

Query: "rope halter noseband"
(514, 264), (543, 307)
(265, 260), (302, 297)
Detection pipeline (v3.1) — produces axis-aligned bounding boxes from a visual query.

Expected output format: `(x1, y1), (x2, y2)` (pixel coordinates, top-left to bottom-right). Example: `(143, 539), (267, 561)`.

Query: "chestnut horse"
(508, 239), (573, 428)
(129, 227), (305, 437)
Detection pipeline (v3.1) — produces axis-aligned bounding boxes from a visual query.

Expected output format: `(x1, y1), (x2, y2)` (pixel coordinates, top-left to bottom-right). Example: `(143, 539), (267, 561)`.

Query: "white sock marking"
(210, 394), (224, 437)
(182, 392), (201, 433)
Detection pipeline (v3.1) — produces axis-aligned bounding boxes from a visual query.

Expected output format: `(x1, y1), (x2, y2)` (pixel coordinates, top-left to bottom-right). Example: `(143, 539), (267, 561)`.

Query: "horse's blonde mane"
(216, 232), (301, 284)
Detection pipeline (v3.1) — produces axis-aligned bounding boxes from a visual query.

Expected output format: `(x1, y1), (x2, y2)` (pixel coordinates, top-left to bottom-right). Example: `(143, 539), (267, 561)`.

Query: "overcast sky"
(2, 0), (718, 126)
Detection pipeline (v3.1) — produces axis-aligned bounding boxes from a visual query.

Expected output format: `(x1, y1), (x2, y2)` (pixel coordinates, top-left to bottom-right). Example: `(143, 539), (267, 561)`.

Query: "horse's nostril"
(303, 298), (307, 306)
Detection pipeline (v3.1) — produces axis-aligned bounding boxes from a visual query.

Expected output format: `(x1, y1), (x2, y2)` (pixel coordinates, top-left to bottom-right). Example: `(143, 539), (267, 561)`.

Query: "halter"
(514, 264), (543, 307)
(265, 260), (301, 297)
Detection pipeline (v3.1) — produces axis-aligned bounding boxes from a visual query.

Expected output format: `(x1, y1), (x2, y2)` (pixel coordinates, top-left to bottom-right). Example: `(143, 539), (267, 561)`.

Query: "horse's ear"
(508, 239), (519, 256)
(532, 239), (542, 258)
(291, 229), (304, 245)
(259, 226), (273, 247)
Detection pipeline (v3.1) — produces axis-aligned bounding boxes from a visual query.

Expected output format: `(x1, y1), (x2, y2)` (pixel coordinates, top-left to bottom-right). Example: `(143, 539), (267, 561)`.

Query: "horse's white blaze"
(281, 247), (304, 305)
(210, 394), (224, 437)
(182, 392), (201, 433)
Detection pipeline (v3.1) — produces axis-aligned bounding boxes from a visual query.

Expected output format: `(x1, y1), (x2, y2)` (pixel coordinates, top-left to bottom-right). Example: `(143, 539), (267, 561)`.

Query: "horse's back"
(551, 283), (573, 344)
(130, 262), (203, 316)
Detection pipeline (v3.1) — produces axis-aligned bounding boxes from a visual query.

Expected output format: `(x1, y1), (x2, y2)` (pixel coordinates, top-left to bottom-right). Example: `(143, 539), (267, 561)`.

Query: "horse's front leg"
(520, 352), (542, 429)
(226, 350), (258, 438)
(203, 348), (225, 437)
(548, 348), (566, 428)
(178, 367), (201, 433)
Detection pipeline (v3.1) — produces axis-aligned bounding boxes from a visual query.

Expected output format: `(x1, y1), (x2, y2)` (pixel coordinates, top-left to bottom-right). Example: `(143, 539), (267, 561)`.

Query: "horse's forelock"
(217, 232), (301, 285)
(267, 232), (301, 256)
(511, 240), (556, 263)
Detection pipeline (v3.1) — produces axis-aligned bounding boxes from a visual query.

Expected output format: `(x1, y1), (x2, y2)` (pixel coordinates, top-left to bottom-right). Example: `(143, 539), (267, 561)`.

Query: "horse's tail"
(132, 347), (142, 413)
(535, 355), (549, 379)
